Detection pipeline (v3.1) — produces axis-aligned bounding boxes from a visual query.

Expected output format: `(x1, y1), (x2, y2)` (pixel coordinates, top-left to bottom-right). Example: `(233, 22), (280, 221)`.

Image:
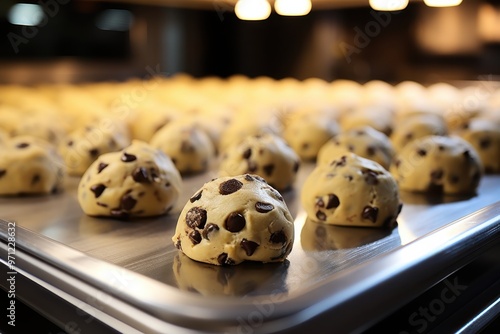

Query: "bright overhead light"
(235, 0), (271, 21)
(7, 3), (46, 26)
(423, 0), (463, 7)
(369, 0), (409, 11)
(275, 0), (312, 16)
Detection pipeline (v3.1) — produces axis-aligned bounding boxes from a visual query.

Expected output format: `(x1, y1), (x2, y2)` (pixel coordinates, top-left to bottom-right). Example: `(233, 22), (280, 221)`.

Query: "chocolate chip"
(90, 184), (106, 198)
(302, 142), (310, 150)
(430, 170), (443, 181)
(364, 170), (379, 185)
(190, 190), (203, 203)
(315, 197), (325, 208)
(362, 206), (379, 223)
(326, 194), (340, 209)
(219, 179), (243, 195)
(417, 149), (427, 157)
(202, 223), (219, 240)
(438, 145), (445, 151)
(263, 164), (275, 176)
(97, 202), (108, 208)
(132, 167), (151, 184)
(0, 170), (6, 178)
(293, 161), (300, 173)
(181, 140), (195, 153)
(110, 209), (129, 219)
(225, 212), (246, 232)
(255, 202), (274, 213)
(121, 152), (137, 162)
(316, 210), (327, 221)
(217, 253), (234, 265)
(405, 133), (413, 140)
(479, 137), (491, 149)
(89, 148), (99, 157)
(366, 146), (376, 156)
(449, 175), (459, 184)
(97, 162), (109, 174)
(186, 207), (207, 229)
(189, 230), (202, 245)
(242, 148), (252, 159)
(121, 194), (137, 211)
(270, 230), (287, 244)
(16, 142), (29, 149)
(31, 174), (40, 185)
(241, 239), (259, 256)
(333, 156), (347, 167)
(347, 144), (355, 152)
(244, 174), (254, 181)
(67, 140), (74, 146)
(345, 175), (353, 181)
(175, 237), (182, 250)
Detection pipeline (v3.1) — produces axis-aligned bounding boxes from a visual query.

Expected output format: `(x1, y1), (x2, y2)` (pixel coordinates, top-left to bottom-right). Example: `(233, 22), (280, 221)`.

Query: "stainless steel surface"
(1, 165), (500, 333)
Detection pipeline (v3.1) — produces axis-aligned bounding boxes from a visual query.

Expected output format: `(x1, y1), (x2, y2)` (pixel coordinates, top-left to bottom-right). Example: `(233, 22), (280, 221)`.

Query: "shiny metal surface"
(0, 164), (499, 333)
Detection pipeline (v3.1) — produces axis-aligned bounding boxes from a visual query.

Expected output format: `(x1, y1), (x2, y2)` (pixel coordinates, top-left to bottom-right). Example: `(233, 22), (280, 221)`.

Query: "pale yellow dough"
(78, 140), (182, 218)
(0, 136), (65, 196)
(317, 126), (394, 170)
(390, 114), (447, 152)
(390, 136), (483, 194)
(301, 153), (401, 227)
(219, 133), (300, 191)
(172, 174), (294, 265)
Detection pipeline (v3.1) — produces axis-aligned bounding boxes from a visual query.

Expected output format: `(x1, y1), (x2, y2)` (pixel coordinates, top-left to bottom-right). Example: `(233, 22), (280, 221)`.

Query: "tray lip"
(1, 201), (500, 332)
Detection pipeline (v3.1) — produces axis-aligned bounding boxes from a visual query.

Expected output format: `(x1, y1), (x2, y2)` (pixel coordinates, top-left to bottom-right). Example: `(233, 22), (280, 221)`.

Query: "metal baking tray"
(1, 163), (499, 333)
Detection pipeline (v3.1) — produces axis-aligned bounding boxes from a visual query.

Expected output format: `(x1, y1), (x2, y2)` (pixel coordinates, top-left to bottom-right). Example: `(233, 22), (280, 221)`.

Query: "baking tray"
(1, 163), (499, 333)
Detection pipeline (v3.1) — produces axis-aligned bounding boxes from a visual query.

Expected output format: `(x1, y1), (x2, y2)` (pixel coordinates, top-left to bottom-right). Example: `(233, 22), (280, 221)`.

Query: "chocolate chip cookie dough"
(219, 133), (300, 191)
(390, 114), (448, 152)
(317, 126), (395, 170)
(0, 136), (65, 196)
(390, 136), (483, 194)
(301, 153), (402, 228)
(172, 175), (294, 265)
(78, 140), (182, 219)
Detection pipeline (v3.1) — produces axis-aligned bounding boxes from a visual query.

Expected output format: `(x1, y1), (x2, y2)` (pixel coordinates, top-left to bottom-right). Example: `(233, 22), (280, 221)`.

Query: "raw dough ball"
(59, 120), (131, 176)
(390, 136), (483, 195)
(11, 116), (64, 144)
(340, 106), (393, 135)
(317, 126), (394, 170)
(283, 112), (340, 161)
(390, 113), (448, 152)
(219, 133), (300, 191)
(78, 140), (182, 219)
(301, 153), (402, 228)
(0, 136), (65, 196)
(129, 104), (179, 142)
(150, 121), (215, 175)
(172, 175), (294, 265)
(458, 119), (500, 173)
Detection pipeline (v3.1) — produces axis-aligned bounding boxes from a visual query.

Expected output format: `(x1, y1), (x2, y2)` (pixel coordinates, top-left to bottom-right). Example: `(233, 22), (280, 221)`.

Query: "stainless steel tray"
(1, 163), (499, 333)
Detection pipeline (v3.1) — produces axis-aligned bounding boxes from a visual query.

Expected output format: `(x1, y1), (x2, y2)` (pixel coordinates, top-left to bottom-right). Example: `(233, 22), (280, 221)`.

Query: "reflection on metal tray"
(0, 164), (499, 333)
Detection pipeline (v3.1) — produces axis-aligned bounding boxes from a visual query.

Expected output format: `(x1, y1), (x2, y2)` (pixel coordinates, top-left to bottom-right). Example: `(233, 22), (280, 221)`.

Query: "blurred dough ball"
(340, 105), (393, 135)
(59, 119), (131, 176)
(150, 121), (215, 175)
(0, 136), (65, 196)
(11, 115), (65, 144)
(128, 104), (179, 142)
(301, 153), (402, 228)
(390, 136), (483, 195)
(283, 111), (340, 161)
(458, 118), (500, 174)
(317, 126), (394, 170)
(219, 133), (300, 191)
(390, 114), (448, 152)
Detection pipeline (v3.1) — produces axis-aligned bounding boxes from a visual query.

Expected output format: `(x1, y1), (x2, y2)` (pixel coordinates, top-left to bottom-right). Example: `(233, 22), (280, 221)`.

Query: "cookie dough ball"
(129, 104), (179, 142)
(219, 134), (300, 191)
(172, 175), (294, 265)
(301, 153), (402, 228)
(11, 116), (64, 144)
(78, 140), (182, 219)
(60, 120), (131, 176)
(317, 126), (394, 170)
(390, 136), (483, 195)
(340, 106), (393, 136)
(150, 121), (215, 175)
(458, 119), (500, 173)
(390, 114), (448, 152)
(283, 112), (340, 161)
(0, 136), (65, 196)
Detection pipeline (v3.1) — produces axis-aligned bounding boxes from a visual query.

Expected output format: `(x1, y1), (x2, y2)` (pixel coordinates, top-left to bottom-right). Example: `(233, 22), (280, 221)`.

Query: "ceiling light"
(369, 0), (409, 11)
(423, 0), (463, 7)
(275, 0), (312, 16)
(235, 0), (271, 21)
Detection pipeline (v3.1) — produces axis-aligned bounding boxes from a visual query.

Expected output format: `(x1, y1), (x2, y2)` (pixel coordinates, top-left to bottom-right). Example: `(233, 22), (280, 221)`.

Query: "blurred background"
(1, 0), (500, 84)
